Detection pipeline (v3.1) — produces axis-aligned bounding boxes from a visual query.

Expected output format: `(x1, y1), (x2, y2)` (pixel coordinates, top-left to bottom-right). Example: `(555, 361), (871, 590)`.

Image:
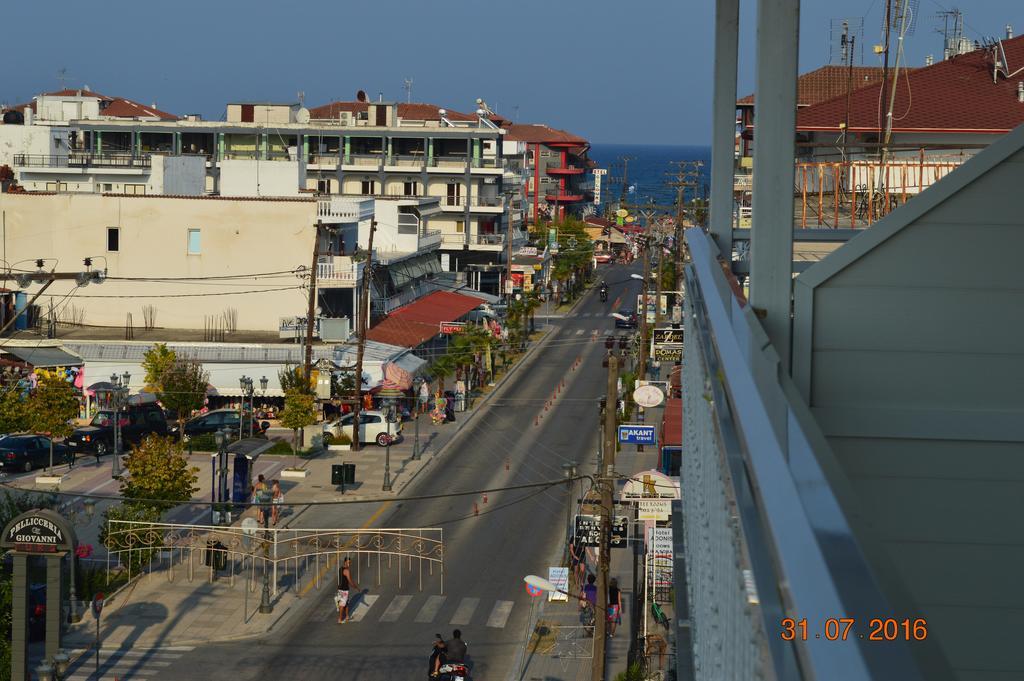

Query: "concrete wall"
(226, 104), (296, 124)
(219, 159), (305, 197)
(149, 155), (206, 195)
(795, 144), (1024, 678)
(0, 193), (319, 331)
(0, 124), (68, 166)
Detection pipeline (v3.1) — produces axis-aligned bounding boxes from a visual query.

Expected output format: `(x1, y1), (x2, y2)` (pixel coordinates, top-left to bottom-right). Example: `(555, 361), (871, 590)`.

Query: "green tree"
(27, 372), (80, 471)
(141, 343), (176, 393)
(278, 363), (312, 394)
(157, 358), (209, 431)
(279, 388), (317, 454)
(117, 434), (199, 506)
(0, 388), (28, 434)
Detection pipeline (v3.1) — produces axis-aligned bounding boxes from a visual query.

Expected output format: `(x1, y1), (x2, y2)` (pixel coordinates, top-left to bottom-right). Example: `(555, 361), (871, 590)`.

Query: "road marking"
(348, 593), (379, 622)
(486, 600), (515, 628)
(414, 595), (447, 623)
(575, 329), (584, 336)
(379, 594), (413, 622)
(298, 500), (394, 597)
(450, 597), (479, 625)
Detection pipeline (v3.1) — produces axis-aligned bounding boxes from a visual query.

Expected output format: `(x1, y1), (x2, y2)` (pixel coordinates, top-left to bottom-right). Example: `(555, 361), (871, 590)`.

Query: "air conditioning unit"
(338, 111), (353, 126)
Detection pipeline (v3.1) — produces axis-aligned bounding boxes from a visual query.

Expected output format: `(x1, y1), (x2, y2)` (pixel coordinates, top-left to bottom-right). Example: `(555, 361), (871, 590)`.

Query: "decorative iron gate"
(104, 521), (444, 597)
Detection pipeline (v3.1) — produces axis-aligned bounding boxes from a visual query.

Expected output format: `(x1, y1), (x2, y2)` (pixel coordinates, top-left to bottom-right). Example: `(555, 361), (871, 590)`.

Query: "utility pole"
(350, 221), (376, 452)
(592, 353), (619, 681)
(879, 0), (894, 149)
(303, 220), (322, 389)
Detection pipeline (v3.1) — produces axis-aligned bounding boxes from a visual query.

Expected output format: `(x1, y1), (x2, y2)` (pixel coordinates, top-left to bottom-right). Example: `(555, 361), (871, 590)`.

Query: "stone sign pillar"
(1, 509), (77, 680)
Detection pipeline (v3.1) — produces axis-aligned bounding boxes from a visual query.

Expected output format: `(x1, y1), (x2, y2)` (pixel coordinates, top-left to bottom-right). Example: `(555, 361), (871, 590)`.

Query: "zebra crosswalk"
(62, 645), (195, 680)
(314, 593), (517, 629)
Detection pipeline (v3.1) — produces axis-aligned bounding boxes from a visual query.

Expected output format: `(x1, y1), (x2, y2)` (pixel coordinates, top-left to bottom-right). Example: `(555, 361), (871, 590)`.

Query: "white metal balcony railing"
(316, 257), (362, 283)
(419, 229), (443, 248)
(317, 197), (374, 223)
(680, 227), (926, 681)
(440, 232), (505, 247)
(440, 196), (505, 210)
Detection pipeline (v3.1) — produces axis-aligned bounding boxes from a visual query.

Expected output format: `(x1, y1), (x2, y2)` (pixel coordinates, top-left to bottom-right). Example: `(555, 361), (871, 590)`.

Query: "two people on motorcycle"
(599, 281), (609, 301)
(430, 629), (468, 678)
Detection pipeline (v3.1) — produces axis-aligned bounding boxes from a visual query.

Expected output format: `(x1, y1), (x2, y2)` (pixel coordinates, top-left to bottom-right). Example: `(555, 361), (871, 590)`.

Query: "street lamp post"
(382, 396), (395, 491)
(562, 461), (577, 543)
(239, 376), (255, 439)
(258, 523), (273, 614)
(412, 376), (423, 461)
(213, 428), (228, 525)
(109, 371), (130, 478)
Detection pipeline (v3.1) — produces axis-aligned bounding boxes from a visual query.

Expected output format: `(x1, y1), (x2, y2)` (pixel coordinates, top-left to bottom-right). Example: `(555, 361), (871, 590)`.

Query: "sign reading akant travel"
(5, 514), (66, 552)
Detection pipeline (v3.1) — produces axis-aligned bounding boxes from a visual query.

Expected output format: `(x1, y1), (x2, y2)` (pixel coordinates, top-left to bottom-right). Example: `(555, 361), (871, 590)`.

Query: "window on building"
(45, 182), (68, 192)
(101, 183), (113, 192)
(317, 179), (330, 194)
(124, 184), (146, 195)
(455, 220), (465, 233)
(360, 180), (376, 195)
(107, 227), (120, 252)
(187, 228), (201, 255)
(403, 181), (418, 196)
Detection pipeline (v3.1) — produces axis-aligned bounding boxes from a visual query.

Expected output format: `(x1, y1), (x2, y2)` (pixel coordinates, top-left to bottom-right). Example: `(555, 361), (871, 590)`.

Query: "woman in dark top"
(607, 577), (622, 637)
(429, 635), (447, 677)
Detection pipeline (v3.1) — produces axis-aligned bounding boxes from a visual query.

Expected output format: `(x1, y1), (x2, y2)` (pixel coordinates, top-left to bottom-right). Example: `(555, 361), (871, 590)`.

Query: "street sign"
(617, 424), (657, 445)
(439, 322), (466, 335)
(632, 384), (664, 408)
(525, 582), (543, 598)
(621, 469), (680, 500)
(574, 514), (629, 548)
(652, 328), (683, 345)
(91, 593), (105, 617)
(653, 346), (682, 362)
(637, 499), (672, 521)
(547, 567), (569, 602)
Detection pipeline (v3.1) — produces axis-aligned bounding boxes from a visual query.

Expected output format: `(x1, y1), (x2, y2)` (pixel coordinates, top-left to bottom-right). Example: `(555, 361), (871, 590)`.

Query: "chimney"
(1018, 81), (1024, 104)
(925, 54), (934, 66)
(1007, 24), (1014, 40)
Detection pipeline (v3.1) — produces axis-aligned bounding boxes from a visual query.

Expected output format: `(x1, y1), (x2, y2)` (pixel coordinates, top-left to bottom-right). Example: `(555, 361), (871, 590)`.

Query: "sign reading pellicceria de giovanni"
(1, 509), (76, 553)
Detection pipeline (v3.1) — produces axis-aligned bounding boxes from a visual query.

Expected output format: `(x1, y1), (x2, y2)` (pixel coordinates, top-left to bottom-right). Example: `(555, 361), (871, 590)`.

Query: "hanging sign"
(439, 322), (467, 335)
(547, 567), (569, 602)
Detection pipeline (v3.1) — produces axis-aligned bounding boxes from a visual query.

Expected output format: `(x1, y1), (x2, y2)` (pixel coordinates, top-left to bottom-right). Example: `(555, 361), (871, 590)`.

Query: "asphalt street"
(152, 261), (644, 681)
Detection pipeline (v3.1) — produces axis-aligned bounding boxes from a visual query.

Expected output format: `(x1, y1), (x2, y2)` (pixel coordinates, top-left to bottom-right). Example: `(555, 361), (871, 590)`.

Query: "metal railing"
(344, 153), (385, 167)
(317, 258), (362, 282)
(679, 227), (926, 681)
(439, 232), (505, 246)
(13, 153), (151, 169)
(385, 154), (427, 167)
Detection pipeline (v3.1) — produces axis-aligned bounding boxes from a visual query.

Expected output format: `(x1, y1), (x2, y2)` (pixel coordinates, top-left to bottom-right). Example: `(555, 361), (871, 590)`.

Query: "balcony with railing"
(316, 197), (374, 223)
(439, 195), (505, 212)
(384, 154), (427, 169)
(316, 256), (363, 287)
(13, 153), (151, 170)
(545, 164), (585, 175)
(440, 232), (506, 248)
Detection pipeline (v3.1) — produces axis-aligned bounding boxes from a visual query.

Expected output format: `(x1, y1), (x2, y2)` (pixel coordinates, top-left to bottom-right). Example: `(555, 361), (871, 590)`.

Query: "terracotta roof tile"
(365, 291), (482, 348)
(2, 89), (176, 120)
(797, 37), (1024, 133)
(308, 101), (475, 122)
(504, 123), (588, 146)
(738, 65), (891, 107)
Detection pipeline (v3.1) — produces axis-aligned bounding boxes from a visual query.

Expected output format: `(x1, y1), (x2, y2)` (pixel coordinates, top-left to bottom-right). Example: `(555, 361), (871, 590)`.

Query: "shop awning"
(2, 346), (83, 368)
(367, 290), (482, 348)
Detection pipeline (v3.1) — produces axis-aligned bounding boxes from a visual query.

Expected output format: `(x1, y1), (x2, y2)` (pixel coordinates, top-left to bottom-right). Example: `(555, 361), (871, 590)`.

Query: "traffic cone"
(505, 458), (510, 471)
(473, 502), (479, 516)
(483, 494), (488, 504)
(534, 414), (539, 426)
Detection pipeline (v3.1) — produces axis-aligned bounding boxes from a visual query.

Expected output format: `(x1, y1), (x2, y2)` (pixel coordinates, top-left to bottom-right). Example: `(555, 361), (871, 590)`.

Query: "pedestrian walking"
(336, 556), (359, 623)
(419, 379), (430, 414)
(270, 479), (283, 526)
(569, 533), (586, 588)
(607, 577), (622, 638)
(252, 474), (268, 526)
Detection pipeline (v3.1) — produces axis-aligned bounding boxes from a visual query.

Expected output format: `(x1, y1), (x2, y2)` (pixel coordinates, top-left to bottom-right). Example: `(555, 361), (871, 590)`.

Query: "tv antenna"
(297, 90), (305, 106)
(403, 78), (413, 103)
(829, 18), (863, 65)
(890, 0), (920, 36)
(57, 68), (68, 90)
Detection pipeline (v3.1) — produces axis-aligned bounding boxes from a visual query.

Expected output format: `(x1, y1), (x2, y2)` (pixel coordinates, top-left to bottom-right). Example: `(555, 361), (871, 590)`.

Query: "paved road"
(152, 262), (643, 681)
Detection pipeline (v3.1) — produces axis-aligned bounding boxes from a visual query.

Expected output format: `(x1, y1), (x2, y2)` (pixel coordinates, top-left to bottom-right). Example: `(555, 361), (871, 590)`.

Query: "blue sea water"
(589, 143), (711, 210)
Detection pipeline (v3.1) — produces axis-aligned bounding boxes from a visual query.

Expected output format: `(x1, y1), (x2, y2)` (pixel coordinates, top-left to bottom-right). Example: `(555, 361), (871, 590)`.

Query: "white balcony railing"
(316, 256), (362, 284)
(317, 197), (374, 223)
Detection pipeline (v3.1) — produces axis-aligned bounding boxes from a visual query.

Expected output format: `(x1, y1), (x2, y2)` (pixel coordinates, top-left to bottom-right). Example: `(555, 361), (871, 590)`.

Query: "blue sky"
(2, 1), (1020, 145)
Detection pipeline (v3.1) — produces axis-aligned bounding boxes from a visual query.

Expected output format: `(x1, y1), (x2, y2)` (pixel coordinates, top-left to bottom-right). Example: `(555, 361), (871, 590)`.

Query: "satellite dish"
(438, 108), (446, 116)
(476, 98), (483, 105)
(356, 90), (367, 103)
(296, 107), (310, 124)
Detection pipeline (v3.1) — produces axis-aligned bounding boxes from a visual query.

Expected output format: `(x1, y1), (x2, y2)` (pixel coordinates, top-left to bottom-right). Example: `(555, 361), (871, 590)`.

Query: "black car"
(615, 309), (639, 329)
(66, 401), (168, 457)
(0, 435), (67, 473)
(170, 409), (269, 441)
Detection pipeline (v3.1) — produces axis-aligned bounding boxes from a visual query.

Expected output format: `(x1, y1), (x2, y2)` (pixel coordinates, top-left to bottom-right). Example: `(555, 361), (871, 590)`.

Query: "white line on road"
(348, 593), (379, 622)
(414, 595), (447, 623)
(575, 329), (584, 336)
(450, 597), (479, 625)
(379, 594), (413, 622)
(485, 600), (515, 628)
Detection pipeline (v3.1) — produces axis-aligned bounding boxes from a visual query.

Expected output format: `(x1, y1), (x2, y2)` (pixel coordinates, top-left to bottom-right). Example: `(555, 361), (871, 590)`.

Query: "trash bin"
(204, 540), (227, 570)
(332, 463), (356, 486)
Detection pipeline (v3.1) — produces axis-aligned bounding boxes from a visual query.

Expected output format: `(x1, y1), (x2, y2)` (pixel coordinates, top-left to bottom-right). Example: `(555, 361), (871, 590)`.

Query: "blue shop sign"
(617, 424), (656, 445)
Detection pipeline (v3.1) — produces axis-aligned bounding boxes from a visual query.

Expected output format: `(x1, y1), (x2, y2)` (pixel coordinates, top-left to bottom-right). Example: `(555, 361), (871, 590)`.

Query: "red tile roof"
(365, 291), (481, 348)
(308, 101), (476, 122)
(738, 65), (892, 107)
(797, 37), (1024, 133)
(503, 123), (588, 146)
(4, 89), (176, 120)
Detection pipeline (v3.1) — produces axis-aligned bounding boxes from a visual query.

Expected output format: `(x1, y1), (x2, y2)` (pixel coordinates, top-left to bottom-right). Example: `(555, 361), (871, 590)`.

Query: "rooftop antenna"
(403, 78), (413, 103)
(297, 90), (305, 106)
(829, 18), (864, 65)
(57, 68), (67, 91)
(935, 7), (966, 60)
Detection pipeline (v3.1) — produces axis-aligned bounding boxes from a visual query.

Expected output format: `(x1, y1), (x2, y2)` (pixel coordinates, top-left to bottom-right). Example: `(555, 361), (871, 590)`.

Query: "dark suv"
(169, 409), (268, 441)
(66, 402), (168, 457)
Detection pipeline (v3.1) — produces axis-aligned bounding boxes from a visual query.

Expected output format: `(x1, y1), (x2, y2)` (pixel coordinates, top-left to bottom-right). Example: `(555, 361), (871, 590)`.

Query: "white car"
(323, 410), (403, 446)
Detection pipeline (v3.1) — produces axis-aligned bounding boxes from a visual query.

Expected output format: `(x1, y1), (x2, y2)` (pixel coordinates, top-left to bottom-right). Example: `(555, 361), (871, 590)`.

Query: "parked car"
(615, 309), (639, 329)
(323, 410), (403, 446)
(169, 409), (269, 441)
(0, 435), (67, 473)
(594, 252), (614, 264)
(66, 399), (168, 457)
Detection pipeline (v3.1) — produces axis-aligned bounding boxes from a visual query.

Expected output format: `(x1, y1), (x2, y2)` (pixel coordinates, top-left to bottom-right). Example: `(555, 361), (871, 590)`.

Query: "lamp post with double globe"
(109, 372), (130, 477)
(411, 376), (424, 461)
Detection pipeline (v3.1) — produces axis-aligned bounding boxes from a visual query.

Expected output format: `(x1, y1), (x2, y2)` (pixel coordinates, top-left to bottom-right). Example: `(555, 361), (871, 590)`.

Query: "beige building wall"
(0, 193), (319, 331)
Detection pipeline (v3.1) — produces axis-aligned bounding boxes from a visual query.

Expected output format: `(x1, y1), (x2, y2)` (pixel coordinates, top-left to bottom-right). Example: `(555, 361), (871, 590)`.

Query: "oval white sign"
(633, 384), (664, 408)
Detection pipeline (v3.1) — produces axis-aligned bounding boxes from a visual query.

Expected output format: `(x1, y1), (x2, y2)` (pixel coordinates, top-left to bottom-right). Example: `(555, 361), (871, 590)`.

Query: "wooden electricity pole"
(593, 353), (619, 681)
(303, 220), (323, 390)
(350, 220), (376, 452)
